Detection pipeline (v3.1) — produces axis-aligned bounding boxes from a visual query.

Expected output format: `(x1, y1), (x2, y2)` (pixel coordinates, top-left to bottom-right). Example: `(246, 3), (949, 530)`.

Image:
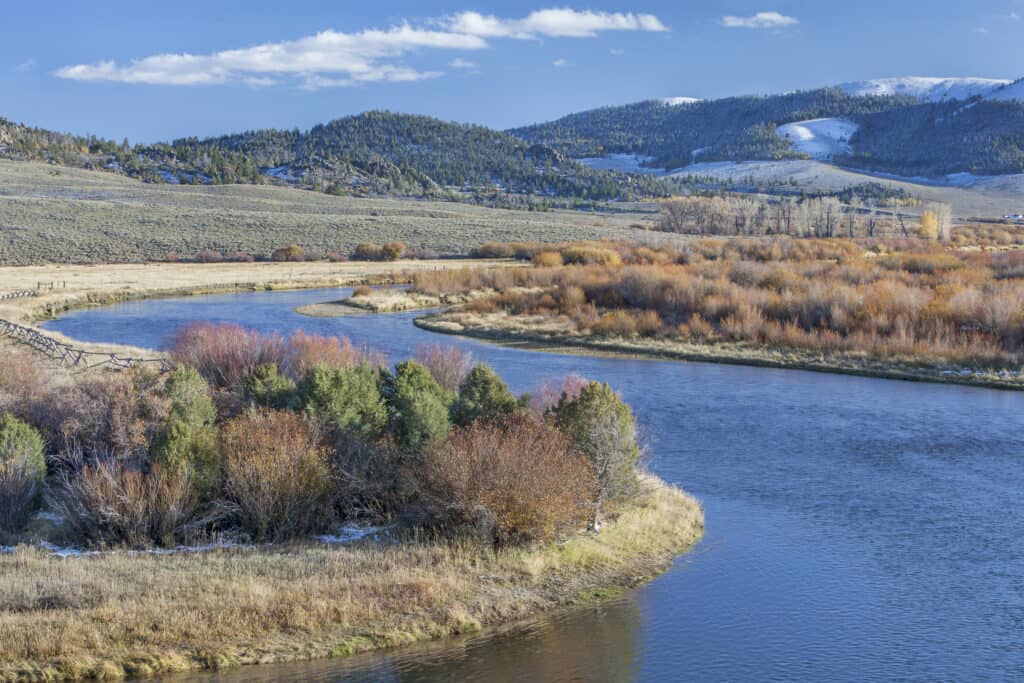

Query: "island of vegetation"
(408, 209), (1024, 389)
(0, 324), (702, 680)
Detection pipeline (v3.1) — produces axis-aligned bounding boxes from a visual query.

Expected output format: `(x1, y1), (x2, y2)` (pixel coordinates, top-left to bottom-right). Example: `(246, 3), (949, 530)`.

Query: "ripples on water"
(44, 288), (1024, 682)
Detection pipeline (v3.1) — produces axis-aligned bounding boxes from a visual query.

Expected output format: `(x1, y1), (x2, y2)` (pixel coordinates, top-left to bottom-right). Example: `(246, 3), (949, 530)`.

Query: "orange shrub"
(220, 409), (332, 541)
(421, 416), (595, 545)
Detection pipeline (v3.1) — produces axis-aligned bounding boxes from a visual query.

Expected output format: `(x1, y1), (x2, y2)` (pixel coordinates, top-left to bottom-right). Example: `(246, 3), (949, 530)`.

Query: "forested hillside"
(510, 88), (1024, 177)
(0, 112), (668, 202)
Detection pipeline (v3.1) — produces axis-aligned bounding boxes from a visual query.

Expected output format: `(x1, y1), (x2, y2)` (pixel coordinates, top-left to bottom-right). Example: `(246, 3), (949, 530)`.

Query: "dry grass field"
(0, 160), (658, 265)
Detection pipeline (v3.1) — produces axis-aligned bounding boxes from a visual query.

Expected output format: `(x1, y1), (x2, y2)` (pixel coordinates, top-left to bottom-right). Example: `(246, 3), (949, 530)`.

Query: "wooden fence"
(0, 290), (38, 301)
(0, 319), (170, 373)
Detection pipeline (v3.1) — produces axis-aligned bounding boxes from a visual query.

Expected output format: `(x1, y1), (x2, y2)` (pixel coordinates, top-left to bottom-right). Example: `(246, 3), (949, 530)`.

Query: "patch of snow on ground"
(777, 118), (858, 160)
(577, 154), (667, 176)
(662, 97), (702, 106)
(264, 166), (299, 182)
(838, 77), (1010, 102)
(317, 525), (388, 545)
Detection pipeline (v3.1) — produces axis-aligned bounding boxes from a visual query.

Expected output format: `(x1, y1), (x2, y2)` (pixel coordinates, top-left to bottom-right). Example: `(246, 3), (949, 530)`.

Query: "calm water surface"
(44, 288), (1024, 682)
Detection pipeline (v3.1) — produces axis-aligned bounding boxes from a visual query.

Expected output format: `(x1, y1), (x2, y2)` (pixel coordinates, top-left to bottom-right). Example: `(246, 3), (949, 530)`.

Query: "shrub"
(421, 416), (595, 546)
(195, 249), (223, 263)
(220, 410), (332, 541)
(331, 437), (408, 519)
(285, 331), (384, 379)
(554, 382), (640, 508)
(387, 361), (452, 453)
(533, 251), (563, 267)
(299, 364), (388, 440)
(169, 323), (286, 391)
(415, 344), (473, 393)
(352, 285), (374, 297)
(243, 363), (298, 409)
(529, 374), (589, 417)
(451, 364), (519, 426)
(48, 458), (206, 548)
(152, 367), (220, 498)
(382, 241), (407, 261)
(270, 244), (305, 262)
(0, 351), (48, 414)
(352, 243), (384, 261)
(0, 414), (47, 532)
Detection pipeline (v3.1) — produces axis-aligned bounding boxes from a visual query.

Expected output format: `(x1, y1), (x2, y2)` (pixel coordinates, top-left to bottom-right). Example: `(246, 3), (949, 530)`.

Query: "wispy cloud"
(721, 11), (799, 29)
(14, 59), (36, 72)
(552, 58), (571, 68)
(54, 8), (667, 89)
(610, 48), (626, 56)
(445, 9), (667, 38)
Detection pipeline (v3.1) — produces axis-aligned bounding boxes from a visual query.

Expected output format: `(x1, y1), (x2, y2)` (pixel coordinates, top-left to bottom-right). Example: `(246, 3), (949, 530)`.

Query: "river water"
(43, 288), (1024, 682)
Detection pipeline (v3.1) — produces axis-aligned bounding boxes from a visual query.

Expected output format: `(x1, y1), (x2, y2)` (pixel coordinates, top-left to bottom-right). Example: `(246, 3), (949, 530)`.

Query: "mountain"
(989, 79), (1024, 102)
(837, 77), (1011, 102)
(512, 79), (1024, 178)
(0, 112), (667, 203)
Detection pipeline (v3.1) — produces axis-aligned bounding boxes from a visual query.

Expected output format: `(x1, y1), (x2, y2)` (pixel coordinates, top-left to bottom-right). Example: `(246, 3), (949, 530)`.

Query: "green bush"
(554, 382), (639, 506)
(299, 364), (388, 440)
(0, 413), (47, 532)
(244, 363), (298, 409)
(387, 361), (453, 452)
(451, 364), (519, 426)
(152, 367), (220, 499)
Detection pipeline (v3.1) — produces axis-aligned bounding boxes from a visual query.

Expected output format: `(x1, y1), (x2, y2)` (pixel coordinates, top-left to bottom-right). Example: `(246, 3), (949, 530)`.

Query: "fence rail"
(0, 290), (38, 301)
(0, 319), (170, 373)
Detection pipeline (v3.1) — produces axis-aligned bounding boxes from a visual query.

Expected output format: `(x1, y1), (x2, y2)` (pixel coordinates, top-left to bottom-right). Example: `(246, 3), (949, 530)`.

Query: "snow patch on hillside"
(662, 97), (702, 106)
(988, 79), (1024, 103)
(577, 154), (667, 175)
(838, 77), (1010, 102)
(777, 118), (858, 160)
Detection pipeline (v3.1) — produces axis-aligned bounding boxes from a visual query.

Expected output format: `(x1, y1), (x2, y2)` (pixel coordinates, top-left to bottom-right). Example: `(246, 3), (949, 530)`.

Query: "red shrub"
(168, 323), (286, 390)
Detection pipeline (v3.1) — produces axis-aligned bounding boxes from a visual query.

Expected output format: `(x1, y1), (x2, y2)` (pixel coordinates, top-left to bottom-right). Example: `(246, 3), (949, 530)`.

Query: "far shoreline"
(413, 313), (1024, 392)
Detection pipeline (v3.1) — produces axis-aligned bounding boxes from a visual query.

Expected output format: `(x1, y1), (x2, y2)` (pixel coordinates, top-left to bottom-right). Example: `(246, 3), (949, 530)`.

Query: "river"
(43, 287), (1024, 682)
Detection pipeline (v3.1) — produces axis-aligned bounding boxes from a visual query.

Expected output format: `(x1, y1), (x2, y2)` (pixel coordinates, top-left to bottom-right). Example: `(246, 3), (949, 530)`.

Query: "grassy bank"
(415, 311), (1024, 391)
(0, 476), (702, 681)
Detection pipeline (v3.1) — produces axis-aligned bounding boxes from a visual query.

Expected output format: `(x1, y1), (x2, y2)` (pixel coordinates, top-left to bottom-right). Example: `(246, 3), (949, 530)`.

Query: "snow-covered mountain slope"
(776, 118), (858, 160)
(988, 79), (1024, 102)
(838, 77), (1011, 102)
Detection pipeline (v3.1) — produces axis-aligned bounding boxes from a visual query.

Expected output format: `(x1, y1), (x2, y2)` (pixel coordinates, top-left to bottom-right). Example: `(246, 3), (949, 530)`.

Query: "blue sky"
(4, 1), (1022, 142)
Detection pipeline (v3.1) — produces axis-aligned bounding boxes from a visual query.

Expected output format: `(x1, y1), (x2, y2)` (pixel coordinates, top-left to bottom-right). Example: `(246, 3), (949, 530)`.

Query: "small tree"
(919, 209), (939, 240)
(554, 382), (640, 517)
(152, 367), (219, 499)
(244, 363), (298, 409)
(451, 364), (519, 426)
(386, 361), (452, 453)
(299, 364), (388, 440)
(0, 414), (46, 532)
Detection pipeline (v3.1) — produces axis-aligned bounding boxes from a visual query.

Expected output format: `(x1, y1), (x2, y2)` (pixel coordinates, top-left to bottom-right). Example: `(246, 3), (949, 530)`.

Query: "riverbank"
(0, 476), (702, 681)
(0, 260), (507, 358)
(415, 311), (1024, 391)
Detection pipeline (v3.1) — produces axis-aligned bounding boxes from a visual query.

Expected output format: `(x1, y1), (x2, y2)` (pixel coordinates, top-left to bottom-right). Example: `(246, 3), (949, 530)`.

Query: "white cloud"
(721, 11), (799, 29)
(610, 48), (625, 55)
(552, 58), (571, 68)
(55, 8), (667, 89)
(449, 58), (477, 69)
(446, 9), (667, 38)
(14, 59), (36, 72)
